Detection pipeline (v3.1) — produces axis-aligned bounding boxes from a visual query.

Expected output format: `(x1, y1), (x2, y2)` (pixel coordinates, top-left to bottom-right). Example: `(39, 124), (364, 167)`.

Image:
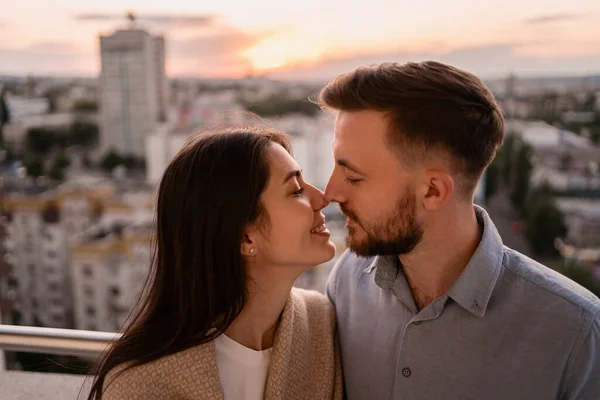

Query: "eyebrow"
(283, 170), (301, 184)
(337, 159), (366, 176)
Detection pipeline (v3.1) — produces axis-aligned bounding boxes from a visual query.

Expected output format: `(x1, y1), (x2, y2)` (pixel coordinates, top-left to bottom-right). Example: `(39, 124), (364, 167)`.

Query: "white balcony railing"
(0, 324), (118, 358)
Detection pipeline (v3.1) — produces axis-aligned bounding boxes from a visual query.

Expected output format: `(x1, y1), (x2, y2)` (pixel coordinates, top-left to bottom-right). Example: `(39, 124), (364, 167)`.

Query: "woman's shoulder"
(102, 341), (218, 399)
(290, 287), (335, 322)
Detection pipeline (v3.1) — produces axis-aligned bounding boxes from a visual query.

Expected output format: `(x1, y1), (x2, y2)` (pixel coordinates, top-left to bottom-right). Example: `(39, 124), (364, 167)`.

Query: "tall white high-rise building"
(99, 21), (167, 158)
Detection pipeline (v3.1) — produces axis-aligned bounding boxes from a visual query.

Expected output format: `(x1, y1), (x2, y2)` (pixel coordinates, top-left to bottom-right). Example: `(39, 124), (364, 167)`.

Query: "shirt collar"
(373, 255), (418, 313)
(447, 205), (504, 318)
(372, 205), (504, 318)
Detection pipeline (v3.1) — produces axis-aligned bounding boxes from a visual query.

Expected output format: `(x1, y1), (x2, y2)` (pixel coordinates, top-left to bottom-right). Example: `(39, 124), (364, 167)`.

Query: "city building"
(98, 19), (167, 158)
(0, 178), (14, 325)
(70, 218), (152, 332)
(3, 184), (75, 328)
(506, 120), (600, 193)
(271, 113), (335, 190)
(555, 197), (600, 249)
(144, 91), (252, 183)
(1, 176), (154, 330)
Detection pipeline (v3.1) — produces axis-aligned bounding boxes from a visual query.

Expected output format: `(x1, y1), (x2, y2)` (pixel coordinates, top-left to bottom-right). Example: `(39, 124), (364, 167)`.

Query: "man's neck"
(399, 206), (482, 311)
(224, 266), (300, 351)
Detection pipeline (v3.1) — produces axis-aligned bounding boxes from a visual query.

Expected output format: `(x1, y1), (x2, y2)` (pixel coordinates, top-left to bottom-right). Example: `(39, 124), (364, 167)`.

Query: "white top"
(214, 333), (272, 400)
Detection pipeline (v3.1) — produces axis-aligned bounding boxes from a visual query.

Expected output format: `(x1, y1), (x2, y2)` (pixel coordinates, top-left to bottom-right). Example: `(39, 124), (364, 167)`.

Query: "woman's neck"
(224, 267), (297, 350)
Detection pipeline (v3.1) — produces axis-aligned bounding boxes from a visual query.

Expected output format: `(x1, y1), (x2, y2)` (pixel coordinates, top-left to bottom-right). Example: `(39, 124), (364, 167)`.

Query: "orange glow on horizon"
(242, 32), (325, 72)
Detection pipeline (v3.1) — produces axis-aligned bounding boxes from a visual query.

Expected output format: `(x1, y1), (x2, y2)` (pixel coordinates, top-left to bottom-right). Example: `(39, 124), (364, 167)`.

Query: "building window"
(52, 315), (62, 324)
(83, 265), (93, 277)
(84, 285), (94, 297)
(49, 282), (60, 292)
(86, 306), (96, 316)
(110, 287), (120, 297)
(24, 234), (33, 252)
(28, 264), (35, 274)
(87, 323), (97, 331)
(51, 299), (61, 307)
(47, 250), (57, 259)
(108, 263), (118, 277)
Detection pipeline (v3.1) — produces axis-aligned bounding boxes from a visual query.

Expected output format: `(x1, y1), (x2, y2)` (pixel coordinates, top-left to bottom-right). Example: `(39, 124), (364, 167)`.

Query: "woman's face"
(246, 143), (336, 271)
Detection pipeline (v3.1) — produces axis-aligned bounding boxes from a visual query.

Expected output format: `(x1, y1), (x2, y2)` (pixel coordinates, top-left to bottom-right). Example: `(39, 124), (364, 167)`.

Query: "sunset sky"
(1, 0), (600, 81)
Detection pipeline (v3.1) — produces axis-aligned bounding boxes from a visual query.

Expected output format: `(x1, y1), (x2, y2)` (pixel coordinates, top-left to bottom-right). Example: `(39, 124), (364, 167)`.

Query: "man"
(320, 61), (600, 399)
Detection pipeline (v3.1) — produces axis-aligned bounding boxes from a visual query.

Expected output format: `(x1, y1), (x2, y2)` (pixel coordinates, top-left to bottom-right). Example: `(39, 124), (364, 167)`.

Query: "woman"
(86, 126), (343, 399)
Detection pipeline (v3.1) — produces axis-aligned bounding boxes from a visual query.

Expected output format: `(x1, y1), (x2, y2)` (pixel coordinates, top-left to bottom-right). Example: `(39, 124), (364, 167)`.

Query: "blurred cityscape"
(1, 11), (600, 380)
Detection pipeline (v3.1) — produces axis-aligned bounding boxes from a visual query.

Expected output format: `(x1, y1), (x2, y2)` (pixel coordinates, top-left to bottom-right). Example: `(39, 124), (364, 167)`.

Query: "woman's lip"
(311, 229), (331, 237)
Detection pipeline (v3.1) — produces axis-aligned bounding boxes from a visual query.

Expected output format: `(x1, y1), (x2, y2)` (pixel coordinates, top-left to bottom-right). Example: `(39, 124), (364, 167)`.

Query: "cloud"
(73, 13), (216, 29)
(168, 29), (275, 77)
(26, 41), (82, 53)
(524, 13), (583, 25)
(0, 41), (94, 76)
(265, 42), (600, 82)
(0, 27), (271, 78)
(3, 36), (600, 81)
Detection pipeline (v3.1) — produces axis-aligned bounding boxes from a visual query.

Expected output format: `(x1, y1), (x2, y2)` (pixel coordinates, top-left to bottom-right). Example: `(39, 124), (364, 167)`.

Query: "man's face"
(324, 110), (423, 257)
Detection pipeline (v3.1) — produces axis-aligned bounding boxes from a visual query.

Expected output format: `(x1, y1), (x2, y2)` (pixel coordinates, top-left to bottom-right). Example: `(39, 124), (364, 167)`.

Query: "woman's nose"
(310, 186), (329, 211)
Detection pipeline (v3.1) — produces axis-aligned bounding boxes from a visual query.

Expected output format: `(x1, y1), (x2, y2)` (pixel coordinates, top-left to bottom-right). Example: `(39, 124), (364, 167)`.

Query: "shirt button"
(402, 367), (412, 377)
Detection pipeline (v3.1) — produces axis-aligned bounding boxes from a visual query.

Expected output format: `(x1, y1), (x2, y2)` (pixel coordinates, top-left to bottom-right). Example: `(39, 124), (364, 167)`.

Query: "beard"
(340, 187), (423, 257)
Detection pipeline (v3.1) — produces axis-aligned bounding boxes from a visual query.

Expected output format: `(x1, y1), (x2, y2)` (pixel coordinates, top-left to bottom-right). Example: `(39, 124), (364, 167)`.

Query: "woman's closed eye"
(292, 187), (305, 196)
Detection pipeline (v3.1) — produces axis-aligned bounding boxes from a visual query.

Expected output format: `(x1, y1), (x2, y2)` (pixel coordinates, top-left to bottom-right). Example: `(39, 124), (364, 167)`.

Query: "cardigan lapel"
(264, 290), (311, 400)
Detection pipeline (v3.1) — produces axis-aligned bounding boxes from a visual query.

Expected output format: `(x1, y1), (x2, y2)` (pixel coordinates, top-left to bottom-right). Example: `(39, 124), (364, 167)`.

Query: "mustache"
(339, 204), (360, 223)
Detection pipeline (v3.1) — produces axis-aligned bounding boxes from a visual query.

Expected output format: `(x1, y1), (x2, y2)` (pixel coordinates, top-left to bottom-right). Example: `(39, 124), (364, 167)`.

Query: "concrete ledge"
(0, 369), (89, 399)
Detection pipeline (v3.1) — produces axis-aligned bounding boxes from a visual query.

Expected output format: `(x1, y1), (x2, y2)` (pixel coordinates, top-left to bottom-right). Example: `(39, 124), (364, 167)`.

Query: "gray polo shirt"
(326, 206), (600, 400)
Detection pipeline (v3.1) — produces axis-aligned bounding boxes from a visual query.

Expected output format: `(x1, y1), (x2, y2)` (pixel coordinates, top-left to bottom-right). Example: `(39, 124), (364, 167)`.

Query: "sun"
(242, 33), (323, 72)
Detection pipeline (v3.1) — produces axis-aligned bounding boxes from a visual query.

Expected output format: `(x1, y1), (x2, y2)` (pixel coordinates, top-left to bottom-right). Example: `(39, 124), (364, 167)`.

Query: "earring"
(249, 248), (255, 255)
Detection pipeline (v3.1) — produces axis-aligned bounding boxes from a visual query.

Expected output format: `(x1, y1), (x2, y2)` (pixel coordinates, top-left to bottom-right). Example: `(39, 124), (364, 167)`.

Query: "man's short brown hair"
(317, 61), (504, 195)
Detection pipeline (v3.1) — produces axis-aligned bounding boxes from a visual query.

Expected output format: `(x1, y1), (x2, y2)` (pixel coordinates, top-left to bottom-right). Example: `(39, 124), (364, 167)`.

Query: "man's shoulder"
(328, 250), (376, 286)
(502, 246), (600, 315)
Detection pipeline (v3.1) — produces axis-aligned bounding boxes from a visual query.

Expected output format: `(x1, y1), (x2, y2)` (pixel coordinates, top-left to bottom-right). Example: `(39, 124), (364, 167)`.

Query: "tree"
(69, 121), (99, 148)
(100, 149), (124, 173)
(510, 142), (533, 213)
(524, 195), (567, 257)
(553, 263), (600, 298)
(0, 142), (14, 165)
(26, 127), (57, 154)
(122, 154), (146, 170)
(484, 160), (499, 202)
(72, 100), (98, 113)
(0, 88), (10, 143)
(24, 155), (44, 177)
(242, 92), (320, 117)
(499, 133), (517, 185)
(54, 152), (71, 169)
(48, 164), (65, 181)
(48, 153), (70, 181)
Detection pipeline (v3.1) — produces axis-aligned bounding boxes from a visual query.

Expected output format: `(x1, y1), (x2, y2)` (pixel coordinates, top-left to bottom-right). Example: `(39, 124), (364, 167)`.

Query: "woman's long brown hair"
(86, 127), (291, 399)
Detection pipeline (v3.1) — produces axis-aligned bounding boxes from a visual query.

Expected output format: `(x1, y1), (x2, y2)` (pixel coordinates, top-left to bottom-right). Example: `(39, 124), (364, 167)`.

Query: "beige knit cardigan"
(101, 288), (343, 399)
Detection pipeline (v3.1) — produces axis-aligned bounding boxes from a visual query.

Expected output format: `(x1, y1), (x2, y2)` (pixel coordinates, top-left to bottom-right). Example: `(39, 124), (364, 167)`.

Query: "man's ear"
(420, 169), (454, 211)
